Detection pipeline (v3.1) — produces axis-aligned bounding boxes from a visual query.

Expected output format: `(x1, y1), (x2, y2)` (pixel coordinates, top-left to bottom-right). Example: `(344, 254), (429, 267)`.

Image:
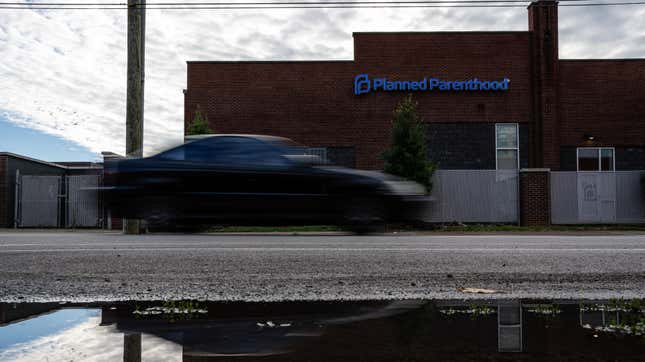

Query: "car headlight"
(383, 180), (426, 195)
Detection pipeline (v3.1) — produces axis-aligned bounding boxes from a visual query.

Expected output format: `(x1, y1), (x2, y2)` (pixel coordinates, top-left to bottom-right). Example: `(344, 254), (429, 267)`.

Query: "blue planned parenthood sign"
(354, 74), (510, 95)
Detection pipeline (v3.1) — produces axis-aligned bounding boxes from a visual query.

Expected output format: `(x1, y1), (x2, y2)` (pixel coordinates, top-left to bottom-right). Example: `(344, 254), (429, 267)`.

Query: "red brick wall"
(186, 32), (532, 169)
(111, 217), (123, 231)
(184, 2), (645, 171)
(528, 0), (560, 170)
(558, 60), (645, 150)
(519, 169), (551, 226)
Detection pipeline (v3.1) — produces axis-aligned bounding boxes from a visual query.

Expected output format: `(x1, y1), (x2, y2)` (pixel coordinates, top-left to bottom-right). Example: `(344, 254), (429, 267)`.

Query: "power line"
(0, 0), (597, 4)
(1, 0), (644, 9)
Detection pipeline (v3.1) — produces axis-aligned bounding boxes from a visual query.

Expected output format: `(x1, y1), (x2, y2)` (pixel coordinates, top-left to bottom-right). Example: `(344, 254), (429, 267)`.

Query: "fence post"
(14, 170), (20, 228)
(519, 168), (551, 226)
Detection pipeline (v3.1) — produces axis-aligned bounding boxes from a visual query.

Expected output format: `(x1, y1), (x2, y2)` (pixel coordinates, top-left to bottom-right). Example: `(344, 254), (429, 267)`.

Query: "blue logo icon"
(354, 74), (370, 95)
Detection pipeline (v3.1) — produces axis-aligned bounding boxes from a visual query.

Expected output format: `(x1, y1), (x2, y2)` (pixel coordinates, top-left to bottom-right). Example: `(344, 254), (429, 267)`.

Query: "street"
(0, 231), (644, 302)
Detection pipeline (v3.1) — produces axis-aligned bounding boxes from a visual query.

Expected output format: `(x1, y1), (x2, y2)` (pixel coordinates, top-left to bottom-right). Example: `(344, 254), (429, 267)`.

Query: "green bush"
(186, 105), (213, 135)
(381, 94), (436, 193)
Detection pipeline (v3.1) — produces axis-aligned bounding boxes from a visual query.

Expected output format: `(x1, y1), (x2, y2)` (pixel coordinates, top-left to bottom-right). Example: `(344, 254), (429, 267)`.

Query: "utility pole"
(124, 0), (145, 234)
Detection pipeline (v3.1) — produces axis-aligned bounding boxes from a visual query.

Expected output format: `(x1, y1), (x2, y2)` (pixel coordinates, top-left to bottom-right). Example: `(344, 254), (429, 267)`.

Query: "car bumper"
(386, 195), (432, 222)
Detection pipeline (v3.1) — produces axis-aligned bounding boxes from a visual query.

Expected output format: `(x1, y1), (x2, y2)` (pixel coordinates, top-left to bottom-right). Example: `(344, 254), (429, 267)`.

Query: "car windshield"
(154, 136), (331, 166)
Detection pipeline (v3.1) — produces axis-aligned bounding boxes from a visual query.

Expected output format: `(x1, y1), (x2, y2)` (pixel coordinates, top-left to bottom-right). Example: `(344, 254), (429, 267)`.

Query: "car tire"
(145, 203), (175, 232)
(343, 197), (386, 235)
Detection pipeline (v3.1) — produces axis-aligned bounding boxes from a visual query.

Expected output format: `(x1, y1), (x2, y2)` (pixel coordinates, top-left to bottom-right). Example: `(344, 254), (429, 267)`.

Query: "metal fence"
(66, 175), (101, 228)
(16, 175), (62, 227)
(15, 174), (102, 228)
(424, 170), (519, 223)
(551, 171), (645, 224)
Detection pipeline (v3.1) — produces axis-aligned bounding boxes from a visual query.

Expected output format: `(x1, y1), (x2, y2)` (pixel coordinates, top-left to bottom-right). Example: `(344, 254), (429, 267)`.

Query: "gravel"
(0, 231), (644, 302)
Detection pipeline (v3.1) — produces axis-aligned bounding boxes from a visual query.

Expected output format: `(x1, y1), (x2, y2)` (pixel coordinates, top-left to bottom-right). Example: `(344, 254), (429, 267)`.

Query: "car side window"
(156, 142), (210, 162)
(156, 139), (222, 162)
(157, 137), (292, 167)
(159, 137), (290, 167)
(210, 137), (290, 167)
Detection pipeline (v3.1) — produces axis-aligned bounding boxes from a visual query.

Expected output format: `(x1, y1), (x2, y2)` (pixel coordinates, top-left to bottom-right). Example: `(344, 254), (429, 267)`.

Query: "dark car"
(104, 134), (429, 233)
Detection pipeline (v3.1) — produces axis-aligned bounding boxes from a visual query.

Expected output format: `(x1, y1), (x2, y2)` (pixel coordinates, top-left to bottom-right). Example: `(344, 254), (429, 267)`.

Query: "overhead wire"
(0, 0), (644, 9)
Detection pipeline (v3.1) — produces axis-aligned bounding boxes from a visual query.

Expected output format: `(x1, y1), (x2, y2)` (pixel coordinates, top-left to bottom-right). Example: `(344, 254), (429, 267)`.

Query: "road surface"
(0, 231), (643, 302)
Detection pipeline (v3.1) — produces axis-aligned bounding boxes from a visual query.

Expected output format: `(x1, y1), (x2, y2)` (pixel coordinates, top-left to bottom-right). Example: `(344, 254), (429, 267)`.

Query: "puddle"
(1, 299), (643, 361)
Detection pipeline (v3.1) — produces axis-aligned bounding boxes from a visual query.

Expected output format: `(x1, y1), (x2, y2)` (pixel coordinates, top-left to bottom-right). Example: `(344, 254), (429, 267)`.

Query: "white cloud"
(1, 315), (182, 362)
(0, 4), (643, 157)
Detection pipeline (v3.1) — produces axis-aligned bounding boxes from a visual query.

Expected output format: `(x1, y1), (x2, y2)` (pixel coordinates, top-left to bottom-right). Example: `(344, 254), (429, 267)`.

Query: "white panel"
(19, 175), (61, 227)
(552, 171), (644, 224)
(66, 175), (101, 228)
(598, 173), (616, 223)
(550, 172), (578, 224)
(578, 173), (600, 222)
(425, 170), (518, 223)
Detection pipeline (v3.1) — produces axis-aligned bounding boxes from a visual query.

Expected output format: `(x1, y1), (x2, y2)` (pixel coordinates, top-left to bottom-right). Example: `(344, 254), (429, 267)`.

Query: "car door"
(206, 137), (297, 222)
(168, 136), (286, 222)
(225, 140), (332, 223)
(208, 137), (332, 223)
(148, 140), (219, 220)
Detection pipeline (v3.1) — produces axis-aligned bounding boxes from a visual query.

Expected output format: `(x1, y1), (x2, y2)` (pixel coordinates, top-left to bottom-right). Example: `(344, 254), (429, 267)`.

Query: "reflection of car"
(104, 134), (429, 233)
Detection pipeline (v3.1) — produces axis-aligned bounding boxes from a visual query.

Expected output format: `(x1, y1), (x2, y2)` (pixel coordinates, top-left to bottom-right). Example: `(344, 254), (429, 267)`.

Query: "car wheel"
(343, 197), (386, 234)
(145, 204), (175, 232)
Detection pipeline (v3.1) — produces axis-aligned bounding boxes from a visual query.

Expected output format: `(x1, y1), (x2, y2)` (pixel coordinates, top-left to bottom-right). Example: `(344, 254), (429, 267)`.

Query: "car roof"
(184, 134), (294, 144)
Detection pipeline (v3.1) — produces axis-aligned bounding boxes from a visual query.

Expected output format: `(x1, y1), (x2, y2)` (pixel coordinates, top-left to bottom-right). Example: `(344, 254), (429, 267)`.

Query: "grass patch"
(208, 225), (342, 233)
(433, 224), (645, 232)
(204, 223), (645, 233)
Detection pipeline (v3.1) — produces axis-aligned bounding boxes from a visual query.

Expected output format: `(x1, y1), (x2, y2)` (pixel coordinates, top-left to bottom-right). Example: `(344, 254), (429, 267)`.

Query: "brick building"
(184, 0), (645, 172)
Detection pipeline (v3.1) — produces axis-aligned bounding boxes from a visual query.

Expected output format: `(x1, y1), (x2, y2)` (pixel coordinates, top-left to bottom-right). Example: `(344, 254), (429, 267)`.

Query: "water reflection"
(0, 299), (643, 361)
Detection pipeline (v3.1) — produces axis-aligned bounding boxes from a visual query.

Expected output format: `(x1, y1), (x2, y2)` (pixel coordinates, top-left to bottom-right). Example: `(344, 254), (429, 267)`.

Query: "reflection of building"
(100, 301), (407, 361)
(498, 301), (523, 353)
(579, 306), (625, 330)
(108, 301), (626, 360)
(3, 300), (643, 360)
(0, 302), (60, 326)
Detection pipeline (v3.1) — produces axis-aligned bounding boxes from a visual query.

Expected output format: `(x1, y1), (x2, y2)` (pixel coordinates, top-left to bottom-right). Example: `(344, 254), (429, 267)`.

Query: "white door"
(598, 173), (616, 223)
(577, 172), (616, 223)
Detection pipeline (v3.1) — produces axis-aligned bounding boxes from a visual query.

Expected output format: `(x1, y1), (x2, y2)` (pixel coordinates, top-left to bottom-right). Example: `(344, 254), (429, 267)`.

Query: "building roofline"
(560, 58), (645, 62)
(352, 31), (529, 36)
(0, 152), (67, 169)
(187, 60), (353, 64)
(0, 152), (102, 170)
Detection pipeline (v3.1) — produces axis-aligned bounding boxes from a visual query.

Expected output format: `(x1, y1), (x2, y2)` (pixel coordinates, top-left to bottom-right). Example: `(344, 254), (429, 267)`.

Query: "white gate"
(15, 173), (102, 228)
(16, 174), (62, 227)
(66, 175), (102, 227)
(425, 170), (519, 223)
(551, 171), (645, 224)
(577, 172), (616, 223)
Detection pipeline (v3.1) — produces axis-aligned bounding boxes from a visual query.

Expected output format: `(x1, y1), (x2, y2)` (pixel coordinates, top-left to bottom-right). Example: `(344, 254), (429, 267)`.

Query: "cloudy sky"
(0, 1), (643, 161)
(0, 308), (182, 361)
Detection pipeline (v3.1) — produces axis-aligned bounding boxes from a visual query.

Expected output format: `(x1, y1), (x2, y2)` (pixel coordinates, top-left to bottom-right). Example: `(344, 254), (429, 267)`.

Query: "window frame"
(495, 123), (520, 170)
(576, 147), (615, 172)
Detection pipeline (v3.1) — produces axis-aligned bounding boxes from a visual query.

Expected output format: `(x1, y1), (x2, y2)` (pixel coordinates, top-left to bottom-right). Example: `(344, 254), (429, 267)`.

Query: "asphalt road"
(0, 231), (644, 302)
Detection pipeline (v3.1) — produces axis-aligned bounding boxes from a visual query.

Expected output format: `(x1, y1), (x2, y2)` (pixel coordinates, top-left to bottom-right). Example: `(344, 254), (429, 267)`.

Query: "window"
(156, 137), (289, 167)
(496, 123), (519, 170)
(156, 142), (213, 162)
(305, 147), (328, 165)
(577, 147), (614, 171)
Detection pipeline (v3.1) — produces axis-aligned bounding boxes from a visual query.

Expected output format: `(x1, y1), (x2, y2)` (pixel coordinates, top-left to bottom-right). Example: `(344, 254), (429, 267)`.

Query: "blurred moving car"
(104, 134), (429, 233)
